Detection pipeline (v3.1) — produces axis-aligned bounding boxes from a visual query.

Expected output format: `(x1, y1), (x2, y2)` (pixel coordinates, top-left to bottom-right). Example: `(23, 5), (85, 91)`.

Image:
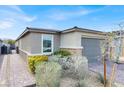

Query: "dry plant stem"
(109, 63), (117, 87)
(110, 47), (112, 60)
(104, 61), (106, 87)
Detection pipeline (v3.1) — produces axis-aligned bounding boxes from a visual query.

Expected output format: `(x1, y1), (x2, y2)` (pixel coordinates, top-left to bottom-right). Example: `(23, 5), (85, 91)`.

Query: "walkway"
(0, 53), (35, 87)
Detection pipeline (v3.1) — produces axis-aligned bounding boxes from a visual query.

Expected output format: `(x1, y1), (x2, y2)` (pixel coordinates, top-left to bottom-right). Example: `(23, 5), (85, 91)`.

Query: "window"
(42, 34), (53, 54)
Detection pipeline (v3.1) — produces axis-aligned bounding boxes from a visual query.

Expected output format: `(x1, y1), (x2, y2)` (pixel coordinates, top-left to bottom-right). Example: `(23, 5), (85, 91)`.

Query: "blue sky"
(0, 5), (124, 39)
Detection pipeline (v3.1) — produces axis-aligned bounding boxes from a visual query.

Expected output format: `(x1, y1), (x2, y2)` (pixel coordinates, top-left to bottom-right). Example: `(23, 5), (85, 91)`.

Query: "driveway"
(0, 55), (4, 70)
(0, 53), (35, 87)
(89, 61), (124, 84)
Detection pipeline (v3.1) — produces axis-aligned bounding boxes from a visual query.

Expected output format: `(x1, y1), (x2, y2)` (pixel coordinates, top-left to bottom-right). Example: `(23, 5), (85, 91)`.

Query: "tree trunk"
(108, 63), (117, 87)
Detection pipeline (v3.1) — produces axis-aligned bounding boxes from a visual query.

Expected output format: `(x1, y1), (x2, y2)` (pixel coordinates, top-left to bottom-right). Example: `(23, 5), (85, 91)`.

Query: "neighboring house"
(112, 31), (124, 59)
(16, 26), (106, 63)
(0, 39), (3, 55)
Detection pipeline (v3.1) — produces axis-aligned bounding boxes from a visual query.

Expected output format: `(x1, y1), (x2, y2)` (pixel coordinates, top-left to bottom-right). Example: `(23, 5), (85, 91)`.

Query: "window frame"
(41, 34), (54, 55)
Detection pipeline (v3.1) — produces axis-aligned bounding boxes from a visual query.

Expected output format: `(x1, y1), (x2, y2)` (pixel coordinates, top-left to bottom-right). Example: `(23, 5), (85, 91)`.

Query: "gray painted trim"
(81, 35), (105, 39)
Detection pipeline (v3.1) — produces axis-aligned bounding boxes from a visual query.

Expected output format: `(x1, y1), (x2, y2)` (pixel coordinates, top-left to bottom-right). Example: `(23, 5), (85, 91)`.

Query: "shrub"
(78, 79), (88, 87)
(59, 56), (88, 79)
(35, 61), (62, 87)
(48, 55), (61, 62)
(58, 57), (72, 70)
(28, 56), (48, 73)
(71, 56), (88, 79)
(54, 50), (71, 57)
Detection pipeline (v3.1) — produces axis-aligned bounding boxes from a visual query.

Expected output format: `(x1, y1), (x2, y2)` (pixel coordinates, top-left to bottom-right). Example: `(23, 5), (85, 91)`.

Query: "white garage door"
(81, 37), (103, 63)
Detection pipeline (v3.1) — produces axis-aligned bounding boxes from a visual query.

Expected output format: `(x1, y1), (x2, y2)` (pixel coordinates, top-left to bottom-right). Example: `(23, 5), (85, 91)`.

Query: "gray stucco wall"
(17, 32), (60, 55)
(54, 34), (60, 52)
(30, 33), (42, 54)
(17, 33), (32, 53)
(60, 31), (105, 49)
(60, 31), (81, 48)
(30, 33), (60, 54)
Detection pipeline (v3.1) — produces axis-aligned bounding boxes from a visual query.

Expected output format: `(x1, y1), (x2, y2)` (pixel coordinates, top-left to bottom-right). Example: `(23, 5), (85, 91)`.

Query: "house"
(16, 26), (106, 63)
(111, 31), (124, 62)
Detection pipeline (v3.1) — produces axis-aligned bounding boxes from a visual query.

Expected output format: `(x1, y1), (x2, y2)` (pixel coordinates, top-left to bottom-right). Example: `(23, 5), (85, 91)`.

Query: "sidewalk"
(0, 54), (35, 87)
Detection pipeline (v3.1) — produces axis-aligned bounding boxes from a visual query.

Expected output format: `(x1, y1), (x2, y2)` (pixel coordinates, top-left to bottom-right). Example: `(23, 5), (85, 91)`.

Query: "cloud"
(0, 5), (37, 30)
(48, 6), (108, 21)
(48, 8), (91, 21)
(7, 5), (24, 13)
(0, 20), (14, 29)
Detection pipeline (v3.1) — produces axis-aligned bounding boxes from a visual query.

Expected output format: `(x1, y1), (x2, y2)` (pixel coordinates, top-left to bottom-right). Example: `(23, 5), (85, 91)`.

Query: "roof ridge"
(26, 27), (61, 32)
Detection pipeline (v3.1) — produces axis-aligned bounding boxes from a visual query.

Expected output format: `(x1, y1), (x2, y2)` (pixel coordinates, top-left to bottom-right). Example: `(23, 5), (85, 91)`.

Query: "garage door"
(81, 37), (103, 63)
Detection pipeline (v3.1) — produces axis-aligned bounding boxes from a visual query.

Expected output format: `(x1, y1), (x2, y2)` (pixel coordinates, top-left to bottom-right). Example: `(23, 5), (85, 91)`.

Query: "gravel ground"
(60, 70), (104, 87)
(89, 61), (124, 85)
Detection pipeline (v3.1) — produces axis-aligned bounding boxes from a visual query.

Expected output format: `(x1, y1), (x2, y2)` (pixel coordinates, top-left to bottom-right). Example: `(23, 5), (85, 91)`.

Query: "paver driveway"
(89, 61), (124, 85)
(0, 55), (4, 69)
(0, 53), (35, 87)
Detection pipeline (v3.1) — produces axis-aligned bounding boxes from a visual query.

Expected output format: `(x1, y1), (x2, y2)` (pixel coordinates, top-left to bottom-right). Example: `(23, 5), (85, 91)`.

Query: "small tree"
(100, 32), (115, 87)
(3, 39), (15, 45)
(109, 23), (124, 87)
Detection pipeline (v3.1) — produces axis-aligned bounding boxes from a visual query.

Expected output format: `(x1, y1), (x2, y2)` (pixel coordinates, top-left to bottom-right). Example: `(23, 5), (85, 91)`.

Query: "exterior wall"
(17, 29), (105, 57)
(19, 49), (28, 63)
(60, 31), (81, 48)
(17, 33), (32, 53)
(30, 33), (60, 54)
(112, 37), (124, 58)
(60, 31), (105, 56)
(54, 34), (60, 52)
(30, 33), (42, 54)
(60, 31), (105, 49)
(17, 32), (60, 56)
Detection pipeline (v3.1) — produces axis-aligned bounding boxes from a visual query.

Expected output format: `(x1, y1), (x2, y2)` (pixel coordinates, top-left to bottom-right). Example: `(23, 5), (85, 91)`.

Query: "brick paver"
(0, 54), (35, 87)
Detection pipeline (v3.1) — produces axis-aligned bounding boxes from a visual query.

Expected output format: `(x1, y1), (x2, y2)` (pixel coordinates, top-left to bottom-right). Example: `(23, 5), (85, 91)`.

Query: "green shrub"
(54, 50), (71, 57)
(35, 61), (62, 87)
(28, 56), (48, 73)
(48, 55), (61, 62)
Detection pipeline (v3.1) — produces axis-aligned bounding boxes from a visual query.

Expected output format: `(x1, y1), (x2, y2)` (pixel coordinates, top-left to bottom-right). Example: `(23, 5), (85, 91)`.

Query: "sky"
(1, 5), (124, 39)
